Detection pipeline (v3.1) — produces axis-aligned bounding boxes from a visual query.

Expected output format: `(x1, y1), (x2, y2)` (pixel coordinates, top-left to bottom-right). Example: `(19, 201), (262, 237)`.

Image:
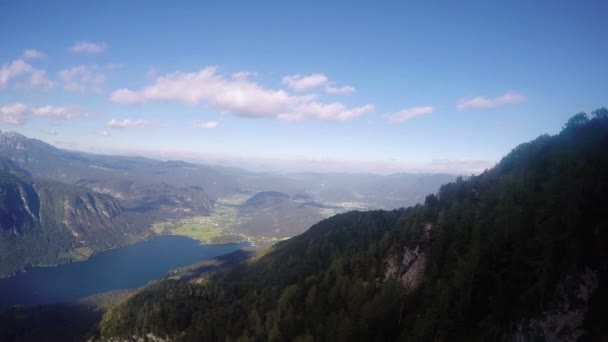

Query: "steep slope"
(99, 110), (608, 341)
(0, 161), (154, 277)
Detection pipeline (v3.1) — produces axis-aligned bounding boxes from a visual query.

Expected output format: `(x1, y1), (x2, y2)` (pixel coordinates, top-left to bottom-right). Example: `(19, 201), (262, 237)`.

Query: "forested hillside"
(0, 160), (153, 277)
(99, 109), (608, 341)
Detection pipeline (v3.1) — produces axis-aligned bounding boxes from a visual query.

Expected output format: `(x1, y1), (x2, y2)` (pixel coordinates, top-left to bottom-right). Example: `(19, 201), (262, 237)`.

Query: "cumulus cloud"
(325, 85), (355, 95)
(58, 65), (106, 93)
(109, 67), (371, 121)
(457, 92), (525, 111)
(282, 73), (355, 95)
(31, 105), (94, 120)
(387, 106), (434, 123)
(101, 130), (110, 137)
(28, 69), (54, 88)
(282, 73), (328, 92)
(231, 71), (257, 80)
(22, 49), (47, 60)
(0, 103), (92, 125)
(279, 102), (373, 121)
(0, 59), (54, 89)
(69, 41), (107, 54)
(197, 121), (219, 129)
(107, 118), (151, 129)
(0, 103), (29, 125)
(109, 88), (144, 105)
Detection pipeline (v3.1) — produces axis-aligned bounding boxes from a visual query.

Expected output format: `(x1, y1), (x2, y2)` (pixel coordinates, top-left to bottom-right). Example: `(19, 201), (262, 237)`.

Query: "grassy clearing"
(152, 196), (246, 244)
(153, 217), (227, 243)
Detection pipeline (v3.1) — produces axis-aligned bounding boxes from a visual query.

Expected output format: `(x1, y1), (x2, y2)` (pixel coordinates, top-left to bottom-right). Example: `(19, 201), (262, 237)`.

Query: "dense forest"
(0, 159), (154, 277)
(97, 109), (608, 341)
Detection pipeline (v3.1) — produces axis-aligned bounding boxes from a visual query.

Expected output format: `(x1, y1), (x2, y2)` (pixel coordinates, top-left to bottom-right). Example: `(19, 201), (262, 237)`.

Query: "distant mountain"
(0, 130), (232, 213)
(98, 111), (608, 341)
(235, 191), (326, 238)
(0, 131), (456, 214)
(0, 159), (153, 277)
(241, 191), (292, 209)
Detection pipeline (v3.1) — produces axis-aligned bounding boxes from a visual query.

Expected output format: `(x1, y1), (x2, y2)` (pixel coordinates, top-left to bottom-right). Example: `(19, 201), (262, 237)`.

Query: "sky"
(1, 0), (607, 174)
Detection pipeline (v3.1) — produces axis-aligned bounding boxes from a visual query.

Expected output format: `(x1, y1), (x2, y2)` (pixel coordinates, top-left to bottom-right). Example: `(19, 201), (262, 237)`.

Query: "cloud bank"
(110, 67), (372, 121)
(282, 73), (355, 94)
(0, 103), (93, 125)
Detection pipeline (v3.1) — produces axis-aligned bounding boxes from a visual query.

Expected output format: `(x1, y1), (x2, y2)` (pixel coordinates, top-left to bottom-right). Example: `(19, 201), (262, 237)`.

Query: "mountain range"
(0, 130), (455, 277)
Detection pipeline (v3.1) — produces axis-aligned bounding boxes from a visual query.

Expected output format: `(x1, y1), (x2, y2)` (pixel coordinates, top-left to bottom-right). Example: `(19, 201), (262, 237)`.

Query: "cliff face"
(0, 161), (152, 277)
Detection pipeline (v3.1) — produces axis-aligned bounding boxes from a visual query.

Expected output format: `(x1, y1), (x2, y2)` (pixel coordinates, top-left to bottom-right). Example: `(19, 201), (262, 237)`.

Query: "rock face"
(385, 245), (426, 292)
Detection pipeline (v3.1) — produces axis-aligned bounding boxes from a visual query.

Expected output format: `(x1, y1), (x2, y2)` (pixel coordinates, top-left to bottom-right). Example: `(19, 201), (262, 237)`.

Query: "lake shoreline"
(0, 236), (250, 310)
(0, 230), (250, 280)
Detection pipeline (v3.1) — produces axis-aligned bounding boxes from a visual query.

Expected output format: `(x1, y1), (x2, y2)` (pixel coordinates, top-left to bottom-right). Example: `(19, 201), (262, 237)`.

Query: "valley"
(0, 130), (454, 278)
(2, 2), (606, 340)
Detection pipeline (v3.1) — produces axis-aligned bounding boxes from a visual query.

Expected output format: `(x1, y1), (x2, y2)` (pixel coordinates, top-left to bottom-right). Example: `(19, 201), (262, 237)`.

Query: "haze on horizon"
(1, 0), (606, 174)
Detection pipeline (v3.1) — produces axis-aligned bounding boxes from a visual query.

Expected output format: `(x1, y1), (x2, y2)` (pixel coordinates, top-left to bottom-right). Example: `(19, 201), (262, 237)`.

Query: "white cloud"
(110, 67), (372, 121)
(0, 103), (91, 125)
(58, 65), (106, 93)
(0, 103), (28, 125)
(107, 118), (151, 129)
(387, 106), (434, 123)
(282, 73), (328, 92)
(22, 49), (47, 60)
(69, 41), (107, 54)
(457, 92), (525, 111)
(278, 102), (373, 121)
(0, 59), (54, 89)
(109, 88), (144, 105)
(231, 71), (257, 80)
(28, 69), (54, 88)
(0, 60), (31, 88)
(31, 105), (93, 120)
(325, 85), (355, 95)
(101, 130), (110, 137)
(197, 121), (219, 129)
(282, 73), (355, 95)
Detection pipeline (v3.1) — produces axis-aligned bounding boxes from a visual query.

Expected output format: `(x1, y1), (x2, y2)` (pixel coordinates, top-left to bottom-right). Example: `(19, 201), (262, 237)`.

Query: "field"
(152, 193), (372, 246)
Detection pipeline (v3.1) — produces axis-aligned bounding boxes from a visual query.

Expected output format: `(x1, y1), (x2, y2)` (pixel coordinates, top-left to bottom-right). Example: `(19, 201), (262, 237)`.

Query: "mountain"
(0, 131), (228, 215)
(0, 159), (153, 277)
(0, 131), (456, 214)
(98, 111), (608, 341)
(281, 172), (458, 209)
(235, 191), (326, 238)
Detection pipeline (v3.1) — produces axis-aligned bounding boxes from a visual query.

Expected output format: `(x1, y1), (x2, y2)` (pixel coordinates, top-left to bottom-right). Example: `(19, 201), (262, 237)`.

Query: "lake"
(0, 235), (248, 309)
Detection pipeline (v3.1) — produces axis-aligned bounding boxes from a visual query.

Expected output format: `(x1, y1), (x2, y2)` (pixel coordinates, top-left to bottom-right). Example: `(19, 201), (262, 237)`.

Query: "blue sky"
(1, 0), (606, 174)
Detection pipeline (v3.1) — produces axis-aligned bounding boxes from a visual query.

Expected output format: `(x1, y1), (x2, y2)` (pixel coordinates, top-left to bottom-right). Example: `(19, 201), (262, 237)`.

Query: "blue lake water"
(0, 235), (248, 309)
